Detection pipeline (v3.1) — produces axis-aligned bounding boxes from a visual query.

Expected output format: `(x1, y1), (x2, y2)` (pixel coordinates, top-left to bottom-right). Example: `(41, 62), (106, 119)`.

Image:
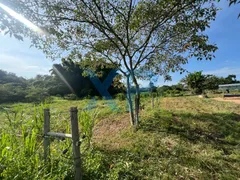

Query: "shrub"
(55, 94), (62, 98)
(164, 89), (185, 97)
(84, 95), (92, 99)
(140, 92), (149, 98)
(94, 96), (102, 100)
(115, 93), (126, 101)
(151, 92), (158, 98)
(44, 96), (54, 104)
(64, 93), (77, 100)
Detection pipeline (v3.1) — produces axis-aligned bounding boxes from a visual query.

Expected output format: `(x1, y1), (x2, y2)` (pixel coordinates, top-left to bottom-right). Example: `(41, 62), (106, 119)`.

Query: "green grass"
(0, 96), (239, 179)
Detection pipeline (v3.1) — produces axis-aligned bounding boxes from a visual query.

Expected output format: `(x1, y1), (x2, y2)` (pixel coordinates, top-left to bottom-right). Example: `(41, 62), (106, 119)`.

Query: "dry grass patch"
(93, 113), (132, 150)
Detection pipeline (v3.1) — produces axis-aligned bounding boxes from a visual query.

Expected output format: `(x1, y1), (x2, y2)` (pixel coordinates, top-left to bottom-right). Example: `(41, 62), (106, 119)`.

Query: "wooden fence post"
(70, 107), (82, 180)
(152, 94), (154, 108)
(44, 108), (50, 162)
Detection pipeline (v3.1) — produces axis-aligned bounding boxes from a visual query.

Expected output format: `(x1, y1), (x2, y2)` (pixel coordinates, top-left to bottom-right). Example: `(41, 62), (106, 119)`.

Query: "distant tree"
(171, 84), (185, 91)
(203, 75), (220, 90)
(157, 85), (173, 96)
(182, 73), (239, 93)
(225, 74), (237, 84)
(0, 70), (28, 103)
(0, 59), (124, 104)
(0, 69), (27, 85)
(52, 59), (94, 97)
(149, 82), (155, 93)
(25, 87), (49, 102)
(185, 71), (206, 94)
(29, 74), (71, 97)
(0, 83), (28, 103)
(52, 58), (125, 98)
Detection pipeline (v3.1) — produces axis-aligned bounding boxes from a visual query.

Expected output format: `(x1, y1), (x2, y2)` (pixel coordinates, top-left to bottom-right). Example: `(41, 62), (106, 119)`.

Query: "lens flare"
(0, 3), (44, 34)
(53, 66), (75, 93)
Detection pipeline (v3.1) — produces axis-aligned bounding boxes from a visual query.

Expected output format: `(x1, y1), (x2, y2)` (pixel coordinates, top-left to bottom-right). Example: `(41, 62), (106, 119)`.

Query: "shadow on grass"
(139, 110), (240, 147)
(90, 110), (240, 179)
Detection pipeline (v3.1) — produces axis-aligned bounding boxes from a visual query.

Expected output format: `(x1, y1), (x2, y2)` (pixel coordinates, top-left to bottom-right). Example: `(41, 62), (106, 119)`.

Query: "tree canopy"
(228, 0), (240, 18)
(0, 0), (218, 126)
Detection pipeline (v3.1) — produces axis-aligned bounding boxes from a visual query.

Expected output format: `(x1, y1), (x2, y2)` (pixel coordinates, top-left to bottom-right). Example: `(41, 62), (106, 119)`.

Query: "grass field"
(0, 96), (239, 179)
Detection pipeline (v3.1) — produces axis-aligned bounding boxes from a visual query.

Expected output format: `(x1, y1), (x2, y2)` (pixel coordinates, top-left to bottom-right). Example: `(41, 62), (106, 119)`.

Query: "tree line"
(157, 71), (239, 96)
(0, 59), (124, 103)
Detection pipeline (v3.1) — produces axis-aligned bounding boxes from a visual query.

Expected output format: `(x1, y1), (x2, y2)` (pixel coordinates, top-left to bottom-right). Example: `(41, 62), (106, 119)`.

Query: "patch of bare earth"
(93, 113), (132, 150)
(213, 97), (240, 104)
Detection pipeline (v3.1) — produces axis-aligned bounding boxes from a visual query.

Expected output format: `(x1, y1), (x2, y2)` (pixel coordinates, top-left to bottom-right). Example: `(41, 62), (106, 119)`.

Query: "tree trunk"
(126, 75), (134, 126)
(131, 74), (140, 127)
(134, 84), (140, 127)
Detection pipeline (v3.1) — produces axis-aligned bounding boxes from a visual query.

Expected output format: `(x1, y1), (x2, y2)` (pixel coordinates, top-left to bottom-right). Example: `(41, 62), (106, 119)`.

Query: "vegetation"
(0, 60), (124, 103)
(183, 71), (206, 94)
(0, 97), (239, 179)
(0, 1), (239, 179)
(228, 0), (240, 18)
(158, 72), (240, 97)
(0, 0), (218, 127)
(157, 85), (185, 97)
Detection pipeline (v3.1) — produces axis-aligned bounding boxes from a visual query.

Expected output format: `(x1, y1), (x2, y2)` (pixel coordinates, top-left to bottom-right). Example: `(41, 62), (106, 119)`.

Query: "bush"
(151, 92), (158, 98)
(44, 96), (54, 104)
(164, 89), (185, 97)
(55, 94), (62, 98)
(64, 93), (77, 100)
(140, 92), (150, 98)
(94, 96), (102, 100)
(84, 95), (92, 99)
(115, 93), (126, 101)
(25, 88), (50, 103)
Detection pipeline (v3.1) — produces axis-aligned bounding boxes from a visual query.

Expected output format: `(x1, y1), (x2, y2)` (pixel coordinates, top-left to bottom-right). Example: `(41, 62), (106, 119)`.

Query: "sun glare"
(0, 3), (44, 34)
(53, 66), (75, 93)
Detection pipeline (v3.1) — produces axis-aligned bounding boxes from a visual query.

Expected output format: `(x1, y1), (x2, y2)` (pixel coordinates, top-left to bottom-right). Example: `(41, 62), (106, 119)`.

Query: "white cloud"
(0, 33), (55, 78)
(203, 67), (240, 76)
(0, 53), (52, 78)
(24, 65), (39, 70)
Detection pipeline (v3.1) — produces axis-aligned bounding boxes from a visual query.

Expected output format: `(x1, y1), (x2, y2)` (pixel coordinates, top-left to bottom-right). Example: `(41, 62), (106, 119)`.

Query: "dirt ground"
(213, 97), (240, 104)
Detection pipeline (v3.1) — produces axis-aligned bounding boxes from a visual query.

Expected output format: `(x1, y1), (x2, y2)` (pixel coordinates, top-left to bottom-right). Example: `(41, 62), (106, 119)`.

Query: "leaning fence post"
(44, 108), (50, 162)
(70, 107), (82, 180)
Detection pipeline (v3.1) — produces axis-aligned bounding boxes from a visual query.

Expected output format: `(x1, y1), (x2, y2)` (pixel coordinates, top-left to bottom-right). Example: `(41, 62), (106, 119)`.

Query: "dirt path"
(213, 97), (240, 104)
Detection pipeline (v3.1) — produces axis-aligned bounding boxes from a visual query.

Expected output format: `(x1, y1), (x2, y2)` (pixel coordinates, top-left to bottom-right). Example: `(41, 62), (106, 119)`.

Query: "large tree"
(0, 0), (218, 126)
(52, 58), (125, 97)
(183, 71), (206, 94)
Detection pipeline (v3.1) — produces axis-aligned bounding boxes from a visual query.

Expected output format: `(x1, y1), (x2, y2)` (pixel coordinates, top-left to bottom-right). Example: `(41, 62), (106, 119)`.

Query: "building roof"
(219, 83), (240, 87)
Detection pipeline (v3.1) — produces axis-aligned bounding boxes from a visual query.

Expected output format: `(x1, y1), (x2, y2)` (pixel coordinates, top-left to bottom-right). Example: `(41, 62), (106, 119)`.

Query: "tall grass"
(0, 105), (44, 179)
(1, 97), (239, 179)
(0, 103), (76, 179)
(0, 102), (126, 179)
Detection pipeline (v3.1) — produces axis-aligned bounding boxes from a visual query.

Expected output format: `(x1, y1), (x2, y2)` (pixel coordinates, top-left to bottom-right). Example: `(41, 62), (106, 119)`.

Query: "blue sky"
(0, 1), (240, 87)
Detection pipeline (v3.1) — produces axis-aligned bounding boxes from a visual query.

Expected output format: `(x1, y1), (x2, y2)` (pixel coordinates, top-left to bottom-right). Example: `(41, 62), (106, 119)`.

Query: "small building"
(219, 83), (240, 91)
